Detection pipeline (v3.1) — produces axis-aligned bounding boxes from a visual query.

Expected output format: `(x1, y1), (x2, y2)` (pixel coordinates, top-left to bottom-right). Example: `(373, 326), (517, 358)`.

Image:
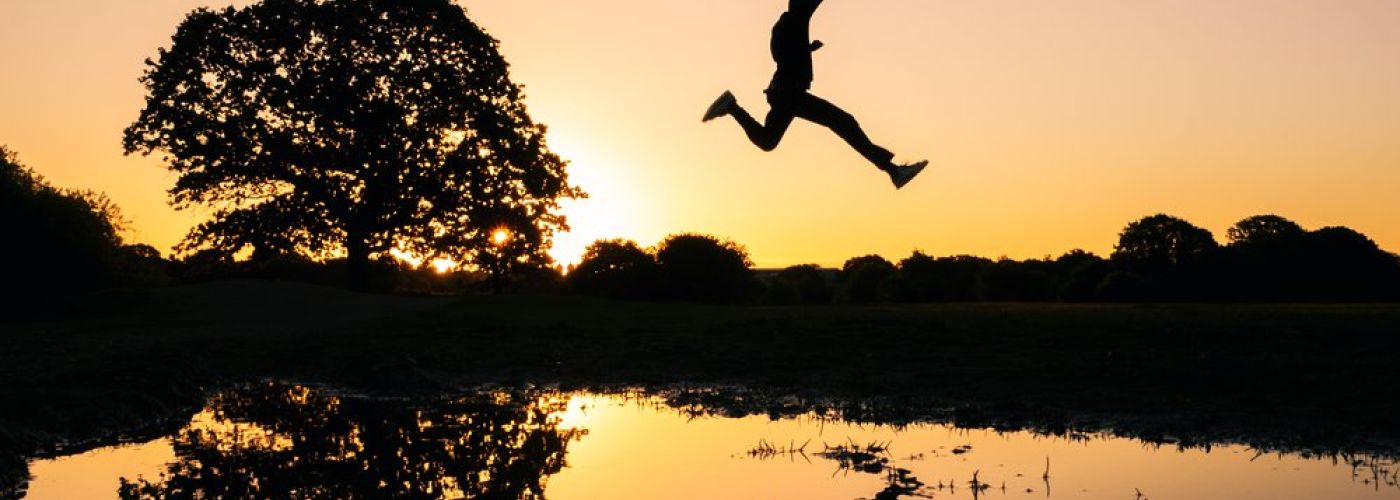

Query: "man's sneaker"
(889, 160), (928, 189)
(702, 91), (737, 122)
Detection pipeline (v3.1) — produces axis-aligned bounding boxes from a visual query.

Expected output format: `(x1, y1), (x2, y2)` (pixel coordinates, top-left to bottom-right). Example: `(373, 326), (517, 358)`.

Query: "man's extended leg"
(791, 93), (896, 171)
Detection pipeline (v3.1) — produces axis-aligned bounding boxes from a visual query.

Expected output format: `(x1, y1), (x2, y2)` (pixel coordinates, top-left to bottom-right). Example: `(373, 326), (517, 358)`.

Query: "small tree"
(1227, 215), (1305, 246)
(1111, 214), (1219, 300)
(1112, 214), (1218, 272)
(1297, 227), (1400, 300)
(1219, 215), (1307, 300)
(567, 239), (659, 300)
(837, 255), (896, 304)
(1053, 249), (1110, 302)
(655, 234), (754, 303)
(124, 0), (581, 290)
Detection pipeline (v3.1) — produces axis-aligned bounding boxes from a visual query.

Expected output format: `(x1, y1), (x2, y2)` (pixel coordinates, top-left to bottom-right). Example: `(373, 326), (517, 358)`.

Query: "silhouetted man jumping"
(703, 0), (927, 189)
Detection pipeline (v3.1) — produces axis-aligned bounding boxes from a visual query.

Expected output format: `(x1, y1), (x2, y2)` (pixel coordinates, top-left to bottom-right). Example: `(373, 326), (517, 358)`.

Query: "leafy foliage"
(837, 255), (895, 304)
(0, 147), (164, 298)
(1227, 215), (1305, 246)
(764, 264), (832, 305)
(567, 239), (659, 300)
(1292, 227), (1400, 300)
(118, 383), (581, 499)
(655, 234), (754, 303)
(1054, 249), (1111, 302)
(894, 253), (990, 302)
(1112, 214), (1218, 271)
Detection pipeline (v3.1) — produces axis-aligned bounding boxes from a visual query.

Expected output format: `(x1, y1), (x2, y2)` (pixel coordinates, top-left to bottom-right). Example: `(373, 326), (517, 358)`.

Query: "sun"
(491, 228), (511, 246)
(429, 258), (455, 274)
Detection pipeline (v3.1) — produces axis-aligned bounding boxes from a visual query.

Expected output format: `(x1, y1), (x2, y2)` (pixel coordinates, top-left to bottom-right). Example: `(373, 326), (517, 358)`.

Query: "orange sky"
(2, 0), (1398, 267)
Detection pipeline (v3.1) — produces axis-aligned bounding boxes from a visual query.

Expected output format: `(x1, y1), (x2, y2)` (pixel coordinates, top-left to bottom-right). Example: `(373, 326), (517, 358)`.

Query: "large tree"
(124, 0), (581, 289)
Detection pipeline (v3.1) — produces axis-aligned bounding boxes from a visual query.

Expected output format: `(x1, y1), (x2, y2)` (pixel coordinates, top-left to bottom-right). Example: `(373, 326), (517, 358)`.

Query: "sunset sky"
(2, 0), (1397, 268)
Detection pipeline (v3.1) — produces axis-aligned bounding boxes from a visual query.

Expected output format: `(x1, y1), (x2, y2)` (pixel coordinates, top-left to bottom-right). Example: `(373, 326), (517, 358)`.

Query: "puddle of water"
(25, 440), (171, 500)
(21, 383), (1400, 499)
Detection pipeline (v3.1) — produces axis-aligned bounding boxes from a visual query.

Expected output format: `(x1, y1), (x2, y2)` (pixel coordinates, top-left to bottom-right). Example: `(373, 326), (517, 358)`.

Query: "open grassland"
(3, 280), (1399, 488)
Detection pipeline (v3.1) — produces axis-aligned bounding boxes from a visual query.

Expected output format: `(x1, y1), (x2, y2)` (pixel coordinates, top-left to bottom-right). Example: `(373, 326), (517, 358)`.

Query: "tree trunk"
(346, 232), (370, 292)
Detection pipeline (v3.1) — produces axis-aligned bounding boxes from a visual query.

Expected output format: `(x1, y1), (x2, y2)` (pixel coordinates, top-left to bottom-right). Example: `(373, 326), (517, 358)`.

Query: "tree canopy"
(1112, 214), (1218, 272)
(567, 239), (659, 300)
(655, 234), (754, 303)
(124, 0), (581, 289)
(1228, 215), (1305, 246)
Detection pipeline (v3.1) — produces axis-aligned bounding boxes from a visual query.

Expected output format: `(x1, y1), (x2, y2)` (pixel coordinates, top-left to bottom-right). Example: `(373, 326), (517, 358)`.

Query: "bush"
(1053, 250), (1110, 302)
(876, 272), (913, 303)
(502, 264), (564, 294)
(1293, 227), (1400, 301)
(173, 251), (403, 292)
(567, 239), (659, 300)
(655, 234), (753, 303)
(110, 244), (172, 287)
(837, 255), (896, 304)
(896, 253), (991, 302)
(983, 259), (1056, 301)
(1096, 271), (1152, 302)
(765, 264), (833, 305)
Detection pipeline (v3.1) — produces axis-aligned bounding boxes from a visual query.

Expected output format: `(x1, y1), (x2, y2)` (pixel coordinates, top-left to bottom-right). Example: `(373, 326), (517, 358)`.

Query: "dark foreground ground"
(3, 280), (1399, 494)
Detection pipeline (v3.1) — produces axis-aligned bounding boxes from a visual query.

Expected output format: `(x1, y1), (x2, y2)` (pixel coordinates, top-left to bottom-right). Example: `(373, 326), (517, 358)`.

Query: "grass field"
(3, 280), (1399, 493)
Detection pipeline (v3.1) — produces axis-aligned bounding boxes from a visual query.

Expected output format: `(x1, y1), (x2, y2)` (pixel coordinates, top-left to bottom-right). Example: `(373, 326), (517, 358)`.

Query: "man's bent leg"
(729, 98), (796, 152)
(792, 93), (896, 170)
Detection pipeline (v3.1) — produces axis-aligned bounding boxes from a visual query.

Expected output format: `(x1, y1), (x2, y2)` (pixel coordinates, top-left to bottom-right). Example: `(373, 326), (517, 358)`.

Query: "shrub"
(896, 253), (991, 302)
(1054, 250), (1110, 302)
(655, 234), (753, 303)
(765, 264), (833, 305)
(568, 239), (659, 300)
(837, 255), (896, 304)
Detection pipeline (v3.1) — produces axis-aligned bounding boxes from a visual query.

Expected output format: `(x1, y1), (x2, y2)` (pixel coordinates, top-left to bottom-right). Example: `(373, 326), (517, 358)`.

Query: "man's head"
(788, 0), (823, 14)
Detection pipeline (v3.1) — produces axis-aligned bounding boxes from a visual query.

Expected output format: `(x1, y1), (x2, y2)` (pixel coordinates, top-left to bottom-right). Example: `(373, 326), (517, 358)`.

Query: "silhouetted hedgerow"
(9, 145), (1396, 304)
(1, 147), (169, 306)
(167, 250), (564, 296)
(569, 214), (1398, 304)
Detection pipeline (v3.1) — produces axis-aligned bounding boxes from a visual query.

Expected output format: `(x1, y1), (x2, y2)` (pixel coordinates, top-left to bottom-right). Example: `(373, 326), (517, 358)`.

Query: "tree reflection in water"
(110, 383), (1400, 500)
(118, 382), (584, 499)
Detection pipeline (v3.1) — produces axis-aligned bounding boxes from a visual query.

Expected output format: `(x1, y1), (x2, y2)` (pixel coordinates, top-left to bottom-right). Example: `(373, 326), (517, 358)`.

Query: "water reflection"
(116, 383), (584, 499)
(20, 382), (1400, 500)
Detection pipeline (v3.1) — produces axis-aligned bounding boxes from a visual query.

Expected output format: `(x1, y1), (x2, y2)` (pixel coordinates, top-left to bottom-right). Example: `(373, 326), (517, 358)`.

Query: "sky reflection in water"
(24, 383), (1400, 500)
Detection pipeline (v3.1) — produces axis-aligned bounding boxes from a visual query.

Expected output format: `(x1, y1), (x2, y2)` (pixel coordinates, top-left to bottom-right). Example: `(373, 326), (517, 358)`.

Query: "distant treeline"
(6, 146), (1399, 304)
(566, 216), (1400, 304)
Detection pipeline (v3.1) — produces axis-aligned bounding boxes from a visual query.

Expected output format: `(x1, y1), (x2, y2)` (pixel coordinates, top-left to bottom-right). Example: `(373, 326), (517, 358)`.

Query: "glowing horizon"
(2, 0), (1398, 268)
